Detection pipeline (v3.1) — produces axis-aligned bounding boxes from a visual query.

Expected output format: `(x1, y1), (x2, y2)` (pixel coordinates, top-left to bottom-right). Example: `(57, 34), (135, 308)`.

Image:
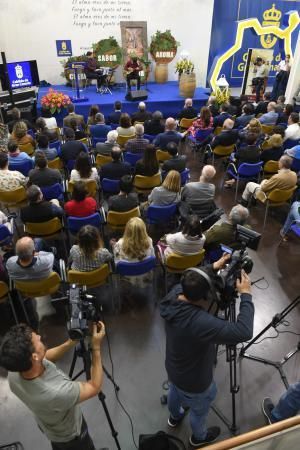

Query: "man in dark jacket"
(100, 147), (131, 180)
(108, 175), (139, 212)
(107, 101), (122, 125)
(160, 257), (254, 448)
(213, 103), (232, 128)
(60, 128), (87, 163)
(177, 98), (198, 120)
(154, 118), (183, 151)
(211, 119), (238, 149)
(21, 185), (64, 224)
(162, 142), (186, 173)
(234, 103), (255, 128)
(255, 92), (271, 115)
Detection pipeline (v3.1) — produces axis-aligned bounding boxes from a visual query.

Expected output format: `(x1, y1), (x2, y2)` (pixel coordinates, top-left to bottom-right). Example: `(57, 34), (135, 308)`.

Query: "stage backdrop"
(0, 0), (214, 87)
(208, 0), (300, 87)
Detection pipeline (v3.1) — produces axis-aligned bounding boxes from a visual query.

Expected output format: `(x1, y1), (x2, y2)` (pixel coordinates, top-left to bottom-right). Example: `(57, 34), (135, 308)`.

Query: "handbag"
(139, 431), (186, 450)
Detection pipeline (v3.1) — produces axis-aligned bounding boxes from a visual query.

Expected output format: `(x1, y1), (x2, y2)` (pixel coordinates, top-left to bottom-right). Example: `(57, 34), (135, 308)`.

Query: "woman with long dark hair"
(70, 152), (99, 183)
(135, 144), (159, 176)
(188, 106), (213, 138)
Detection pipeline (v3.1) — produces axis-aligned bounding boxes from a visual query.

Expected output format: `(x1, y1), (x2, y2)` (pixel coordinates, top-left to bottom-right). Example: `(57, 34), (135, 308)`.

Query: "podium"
(67, 62), (88, 103)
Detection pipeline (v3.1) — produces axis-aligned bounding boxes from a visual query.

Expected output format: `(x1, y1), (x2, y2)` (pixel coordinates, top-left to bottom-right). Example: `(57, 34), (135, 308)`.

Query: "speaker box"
(125, 89), (148, 101)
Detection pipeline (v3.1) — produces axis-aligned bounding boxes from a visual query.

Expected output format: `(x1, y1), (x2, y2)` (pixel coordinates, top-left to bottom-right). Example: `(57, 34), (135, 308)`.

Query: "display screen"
(7, 61), (33, 89)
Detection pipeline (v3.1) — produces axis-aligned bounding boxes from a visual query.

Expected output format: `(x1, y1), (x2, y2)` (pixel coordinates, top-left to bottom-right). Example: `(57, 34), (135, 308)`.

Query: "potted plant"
(175, 57), (196, 98)
(149, 30), (179, 83)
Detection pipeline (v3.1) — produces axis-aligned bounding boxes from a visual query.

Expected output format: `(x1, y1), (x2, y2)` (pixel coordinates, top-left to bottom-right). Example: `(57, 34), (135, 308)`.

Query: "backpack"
(139, 431), (186, 450)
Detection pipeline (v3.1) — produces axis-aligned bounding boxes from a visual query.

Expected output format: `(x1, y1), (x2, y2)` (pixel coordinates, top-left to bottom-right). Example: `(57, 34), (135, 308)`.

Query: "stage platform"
(37, 81), (210, 125)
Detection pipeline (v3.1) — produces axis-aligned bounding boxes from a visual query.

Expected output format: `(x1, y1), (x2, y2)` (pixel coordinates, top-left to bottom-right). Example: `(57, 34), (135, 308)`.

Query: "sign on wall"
(7, 61), (32, 89)
(208, 0), (300, 87)
(56, 40), (73, 57)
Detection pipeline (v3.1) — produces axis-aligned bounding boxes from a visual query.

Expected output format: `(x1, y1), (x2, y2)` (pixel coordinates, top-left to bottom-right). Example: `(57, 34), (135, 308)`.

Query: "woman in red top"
(64, 181), (97, 217)
(188, 106), (213, 138)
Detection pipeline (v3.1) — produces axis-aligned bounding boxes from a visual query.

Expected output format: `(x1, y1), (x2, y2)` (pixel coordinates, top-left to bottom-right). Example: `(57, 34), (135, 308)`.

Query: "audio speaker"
(125, 89), (148, 101)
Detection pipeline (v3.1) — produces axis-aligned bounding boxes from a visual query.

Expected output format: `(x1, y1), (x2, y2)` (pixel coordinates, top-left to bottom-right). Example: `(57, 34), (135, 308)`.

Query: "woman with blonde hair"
(239, 117), (263, 146)
(148, 170), (181, 206)
(260, 134), (284, 165)
(12, 121), (36, 148)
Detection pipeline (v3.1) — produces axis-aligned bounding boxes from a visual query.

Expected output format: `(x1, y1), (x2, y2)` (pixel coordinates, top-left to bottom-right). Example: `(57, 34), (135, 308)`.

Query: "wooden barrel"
(155, 63), (168, 83)
(179, 73), (196, 98)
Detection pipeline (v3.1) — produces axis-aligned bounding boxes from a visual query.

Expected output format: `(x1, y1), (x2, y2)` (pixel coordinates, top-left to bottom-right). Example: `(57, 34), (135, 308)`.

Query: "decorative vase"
(155, 63), (168, 83)
(179, 72), (196, 98)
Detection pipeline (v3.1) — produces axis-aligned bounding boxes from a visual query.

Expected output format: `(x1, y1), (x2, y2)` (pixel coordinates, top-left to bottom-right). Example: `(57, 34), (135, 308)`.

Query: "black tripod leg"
(102, 365), (120, 391)
(98, 391), (121, 450)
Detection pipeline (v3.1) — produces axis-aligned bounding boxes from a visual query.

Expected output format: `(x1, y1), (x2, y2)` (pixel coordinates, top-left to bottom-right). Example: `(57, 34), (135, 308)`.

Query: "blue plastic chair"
(144, 134), (156, 143)
(291, 158), (300, 172)
(147, 203), (177, 225)
(49, 140), (61, 156)
(110, 123), (119, 130)
(92, 136), (106, 147)
(8, 159), (33, 176)
(180, 168), (190, 186)
(67, 212), (104, 235)
(283, 139), (300, 150)
(40, 183), (64, 202)
(0, 224), (13, 247)
(290, 221), (300, 238)
(124, 152), (142, 167)
(101, 178), (120, 194)
(226, 161), (263, 202)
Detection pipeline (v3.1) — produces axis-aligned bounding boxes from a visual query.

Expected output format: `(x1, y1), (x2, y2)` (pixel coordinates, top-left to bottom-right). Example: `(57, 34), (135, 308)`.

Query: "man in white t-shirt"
(284, 112), (300, 142)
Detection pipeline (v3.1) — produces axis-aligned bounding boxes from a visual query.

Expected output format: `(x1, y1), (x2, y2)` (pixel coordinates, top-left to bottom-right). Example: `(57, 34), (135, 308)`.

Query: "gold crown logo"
(263, 4), (282, 22)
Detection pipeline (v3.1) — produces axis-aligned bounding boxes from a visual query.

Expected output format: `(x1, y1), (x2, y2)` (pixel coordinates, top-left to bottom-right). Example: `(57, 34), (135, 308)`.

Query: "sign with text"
(7, 61), (32, 89)
(56, 40), (72, 57)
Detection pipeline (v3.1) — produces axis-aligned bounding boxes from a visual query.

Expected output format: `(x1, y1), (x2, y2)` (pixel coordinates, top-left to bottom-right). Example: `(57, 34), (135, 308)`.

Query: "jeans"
(168, 381), (217, 440)
(126, 72), (141, 90)
(51, 417), (95, 450)
(271, 382), (300, 422)
(281, 202), (300, 235)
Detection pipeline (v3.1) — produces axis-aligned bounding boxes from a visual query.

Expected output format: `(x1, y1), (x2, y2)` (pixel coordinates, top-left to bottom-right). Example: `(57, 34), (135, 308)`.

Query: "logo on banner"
(260, 4), (282, 48)
(56, 40), (72, 57)
(15, 64), (23, 79)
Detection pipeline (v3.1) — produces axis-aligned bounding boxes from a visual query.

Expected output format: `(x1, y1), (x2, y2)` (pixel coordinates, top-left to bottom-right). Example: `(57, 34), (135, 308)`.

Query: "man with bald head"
(154, 117), (183, 151)
(6, 236), (54, 281)
(259, 101), (279, 125)
(210, 118), (238, 149)
(177, 98), (198, 120)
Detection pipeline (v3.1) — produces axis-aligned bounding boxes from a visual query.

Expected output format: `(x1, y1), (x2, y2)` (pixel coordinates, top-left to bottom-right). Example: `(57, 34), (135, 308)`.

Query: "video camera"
(67, 285), (99, 340)
(216, 225), (261, 307)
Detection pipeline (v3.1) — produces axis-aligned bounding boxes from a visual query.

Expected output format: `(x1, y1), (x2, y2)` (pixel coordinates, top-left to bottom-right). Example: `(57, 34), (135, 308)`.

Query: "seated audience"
(181, 165), (216, 218)
(107, 101), (122, 125)
(228, 96), (241, 116)
(207, 95), (219, 117)
(284, 144), (300, 162)
(213, 103), (232, 128)
(131, 102), (152, 123)
(69, 225), (112, 271)
(63, 103), (85, 130)
(280, 201), (300, 239)
(144, 110), (165, 135)
(7, 139), (32, 163)
(28, 152), (62, 187)
(60, 128), (87, 163)
(240, 155), (297, 205)
(276, 104), (294, 125)
(11, 121), (36, 148)
(187, 106), (213, 138)
(204, 205), (249, 251)
(69, 117), (87, 141)
(234, 103), (255, 128)
(100, 147), (131, 180)
(153, 117), (182, 151)
(162, 142), (186, 173)
(40, 107), (58, 130)
(239, 118), (263, 145)
(35, 134), (57, 161)
(95, 130), (119, 156)
(7, 107), (34, 134)
(87, 105), (100, 126)
(35, 117), (59, 142)
(89, 113), (111, 139)
(255, 92), (271, 115)
(177, 98), (198, 120)
(113, 217), (155, 285)
(108, 175), (139, 212)
(258, 102), (278, 125)
(64, 181), (97, 217)
(117, 113), (135, 136)
(269, 125), (285, 139)
(163, 215), (205, 258)
(70, 152), (99, 183)
(135, 144), (159, 177)
(6, 236), (54, 281)
(276, 95), (286, 112)
(20, 185), (63, 223)
(211, 119), (238, 149)
(0, 210), (13, 233)
(124, 124), (149, 153)
(148, 170), (181, 206)
(260, 134), (284, 165)
(0, 152), (27, 191)
(283, 112), (300, 142)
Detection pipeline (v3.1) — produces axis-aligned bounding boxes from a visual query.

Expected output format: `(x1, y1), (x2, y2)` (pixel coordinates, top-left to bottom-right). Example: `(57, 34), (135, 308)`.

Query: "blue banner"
(7, 61), (32, 89)
(208, 0), (300, 87)
(56, 40), (72, 57)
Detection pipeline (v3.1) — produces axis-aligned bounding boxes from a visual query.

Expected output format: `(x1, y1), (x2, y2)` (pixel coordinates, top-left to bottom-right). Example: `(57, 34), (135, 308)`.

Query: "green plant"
(92, 37), (122, 67)
(175, 59), (194, 76)
(150, 30), (179, 59)
(211, 89), (231, 105)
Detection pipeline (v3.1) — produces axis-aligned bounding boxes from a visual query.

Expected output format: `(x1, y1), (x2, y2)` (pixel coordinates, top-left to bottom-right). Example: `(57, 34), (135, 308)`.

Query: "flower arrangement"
(41, 88), (71, 114)
(175, 59), (194, 76)
(150, 30), (179, 63)
(211, 89), (231, 105)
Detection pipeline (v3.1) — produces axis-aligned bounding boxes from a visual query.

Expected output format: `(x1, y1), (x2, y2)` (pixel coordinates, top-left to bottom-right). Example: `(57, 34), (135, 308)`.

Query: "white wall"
(0, 0), (214, 86)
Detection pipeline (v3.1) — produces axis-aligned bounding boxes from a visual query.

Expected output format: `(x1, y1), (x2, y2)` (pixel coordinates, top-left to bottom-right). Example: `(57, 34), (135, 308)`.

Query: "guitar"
(124, 66), (142, 75)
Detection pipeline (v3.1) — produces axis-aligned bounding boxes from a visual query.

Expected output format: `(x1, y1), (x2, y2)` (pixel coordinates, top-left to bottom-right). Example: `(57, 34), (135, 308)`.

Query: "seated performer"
(124, 56), (142, 91)
(85, 51), (105, 91)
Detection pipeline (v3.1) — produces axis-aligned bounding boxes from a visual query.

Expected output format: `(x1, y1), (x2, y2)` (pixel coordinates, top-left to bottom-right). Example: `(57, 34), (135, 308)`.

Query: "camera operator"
(160, 254), (254, 448)
(0, 322), (105, 450)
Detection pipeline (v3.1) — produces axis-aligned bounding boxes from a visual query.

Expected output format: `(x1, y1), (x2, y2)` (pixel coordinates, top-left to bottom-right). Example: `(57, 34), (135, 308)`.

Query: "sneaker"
(189, 426), (220, 447)
(262, 397), (275, 424)
(168, 414), (185, 428)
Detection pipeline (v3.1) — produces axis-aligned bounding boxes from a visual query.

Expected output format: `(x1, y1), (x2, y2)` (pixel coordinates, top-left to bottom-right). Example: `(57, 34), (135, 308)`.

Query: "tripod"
(69, 339), (121, 450)
(240, 295), (300, 389)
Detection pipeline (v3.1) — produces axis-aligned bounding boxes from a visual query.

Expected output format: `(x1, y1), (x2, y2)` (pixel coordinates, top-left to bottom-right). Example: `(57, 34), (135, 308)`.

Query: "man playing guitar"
(124, 56), (142, 91)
